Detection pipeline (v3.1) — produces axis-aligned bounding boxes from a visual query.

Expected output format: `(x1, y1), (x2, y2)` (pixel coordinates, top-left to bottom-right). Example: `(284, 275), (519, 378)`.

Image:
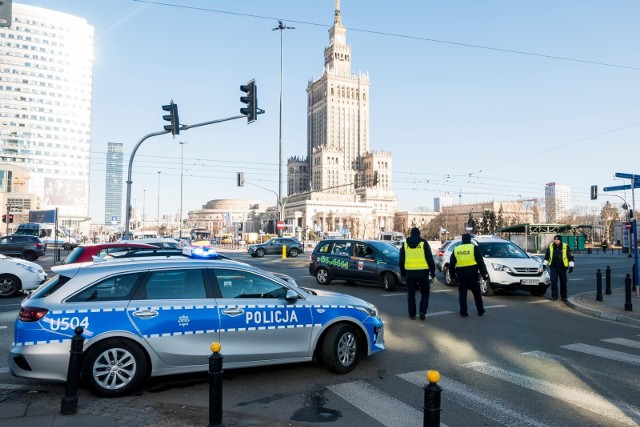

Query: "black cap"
(554, 234), (562, 241)
(410, 227), (420, 237)
(461, 233), (472, 243)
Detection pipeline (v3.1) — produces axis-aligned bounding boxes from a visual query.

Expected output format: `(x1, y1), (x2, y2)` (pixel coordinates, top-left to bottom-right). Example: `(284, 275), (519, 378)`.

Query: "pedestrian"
(450, 234), (488, 317)
(399, 227), (436, 320)
(543, 234), (575, 301)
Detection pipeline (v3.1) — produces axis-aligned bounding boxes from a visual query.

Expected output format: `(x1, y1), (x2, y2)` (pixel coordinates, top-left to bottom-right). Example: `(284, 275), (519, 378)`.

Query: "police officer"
(543, 234), (575, 301)
(450, 234), (488, 317)
(399, 227), (436, 320)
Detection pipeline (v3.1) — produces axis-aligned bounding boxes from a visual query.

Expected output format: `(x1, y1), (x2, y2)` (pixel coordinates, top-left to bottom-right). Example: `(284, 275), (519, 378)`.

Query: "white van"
(15, 223), (77, 250)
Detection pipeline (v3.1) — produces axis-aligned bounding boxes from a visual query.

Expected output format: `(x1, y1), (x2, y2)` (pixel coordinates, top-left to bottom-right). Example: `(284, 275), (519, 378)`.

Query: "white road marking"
(381, 293), (406, 297)
(522, 350), (570, 362)
(527, 299), (551, 304)
(398, 371), (548, 427)
(562, 343), (640, 366)
(0, 326), (7, 330)
(426, 311), (455, 317)
(601, 338), (640, 350)
(327, 380), (425, 427)
(464, 361), (640, 426)
(0, 367), (9, 374)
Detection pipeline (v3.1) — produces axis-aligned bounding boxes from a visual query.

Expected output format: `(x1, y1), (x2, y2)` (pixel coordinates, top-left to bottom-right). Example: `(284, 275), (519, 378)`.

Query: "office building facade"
(0, 3), (94, 232)
(545, 182), (571, 222)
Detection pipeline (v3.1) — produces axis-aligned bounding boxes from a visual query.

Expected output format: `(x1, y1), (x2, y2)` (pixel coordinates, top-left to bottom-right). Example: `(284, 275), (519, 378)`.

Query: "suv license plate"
(520, 279), (538, 286)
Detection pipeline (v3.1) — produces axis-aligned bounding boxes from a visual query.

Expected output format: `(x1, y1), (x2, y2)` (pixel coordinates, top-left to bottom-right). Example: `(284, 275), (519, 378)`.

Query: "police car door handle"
(221, 308), (244, 316)
(132, 309), (159, 319)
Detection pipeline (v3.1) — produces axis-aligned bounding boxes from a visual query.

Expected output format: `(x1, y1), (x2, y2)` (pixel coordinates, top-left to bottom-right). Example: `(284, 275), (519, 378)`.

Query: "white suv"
(440, 237), (550, 297)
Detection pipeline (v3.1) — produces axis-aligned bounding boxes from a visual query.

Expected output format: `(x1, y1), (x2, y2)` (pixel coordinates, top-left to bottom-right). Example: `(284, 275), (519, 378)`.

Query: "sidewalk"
(566, 286), (640, 325)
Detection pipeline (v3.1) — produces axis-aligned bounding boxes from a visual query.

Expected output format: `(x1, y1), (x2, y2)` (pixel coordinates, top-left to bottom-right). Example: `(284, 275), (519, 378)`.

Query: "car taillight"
(35, 243), (44, 249)
(18, 306), (49, 322)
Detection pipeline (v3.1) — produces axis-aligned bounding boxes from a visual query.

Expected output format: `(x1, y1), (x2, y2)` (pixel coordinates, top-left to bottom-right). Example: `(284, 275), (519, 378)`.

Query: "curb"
(566, 294), (640, 326)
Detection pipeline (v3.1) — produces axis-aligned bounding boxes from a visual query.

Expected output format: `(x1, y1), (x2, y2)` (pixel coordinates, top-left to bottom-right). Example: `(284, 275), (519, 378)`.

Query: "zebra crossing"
(326, 334), (640, 426)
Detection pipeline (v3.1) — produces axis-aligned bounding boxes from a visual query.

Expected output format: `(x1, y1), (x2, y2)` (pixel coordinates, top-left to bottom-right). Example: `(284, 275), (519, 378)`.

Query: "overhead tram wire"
(132, 0), (640, 72)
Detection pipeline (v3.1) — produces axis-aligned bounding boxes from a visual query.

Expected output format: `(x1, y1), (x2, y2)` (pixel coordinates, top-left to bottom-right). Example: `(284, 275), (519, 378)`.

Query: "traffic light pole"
(5, 204), (9, 236)
(124, 115), (247, 241)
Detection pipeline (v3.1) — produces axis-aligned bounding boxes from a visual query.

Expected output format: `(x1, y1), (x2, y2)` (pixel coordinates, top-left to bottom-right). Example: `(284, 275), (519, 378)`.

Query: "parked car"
(440, 237), (550, 297)
(434, 240), (454, 272)
(0, 235), (46, 261)
(309, 239), (404, 291)
(15, 222), (77, 250)
(123, 238), (179, 249)
(62, 242), (158, 264)
(8, 257), (384, 396)
(0, 253), (47, 297)
(247, 237), (303, 258)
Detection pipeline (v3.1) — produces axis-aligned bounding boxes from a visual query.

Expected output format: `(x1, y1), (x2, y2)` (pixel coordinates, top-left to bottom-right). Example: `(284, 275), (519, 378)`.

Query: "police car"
(8, 257), (384, 397)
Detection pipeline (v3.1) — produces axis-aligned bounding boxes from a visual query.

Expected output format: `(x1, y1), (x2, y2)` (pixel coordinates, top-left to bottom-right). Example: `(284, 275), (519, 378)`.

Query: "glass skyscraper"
(105, 142), (123, 226)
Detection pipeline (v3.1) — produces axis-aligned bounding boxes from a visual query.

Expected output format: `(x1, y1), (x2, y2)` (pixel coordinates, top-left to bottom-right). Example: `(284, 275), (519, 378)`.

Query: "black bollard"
(423, 370), (442, 427)
(596, 269), (603, 301)
(605, 266), (612, 295)
(60, 326), (84, 415)
(624, 274), (633, 311)
(208, 342), (224, 427)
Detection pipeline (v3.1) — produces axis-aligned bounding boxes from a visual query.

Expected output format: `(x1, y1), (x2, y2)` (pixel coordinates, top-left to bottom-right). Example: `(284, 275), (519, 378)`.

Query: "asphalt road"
(1, 251), (639, 426)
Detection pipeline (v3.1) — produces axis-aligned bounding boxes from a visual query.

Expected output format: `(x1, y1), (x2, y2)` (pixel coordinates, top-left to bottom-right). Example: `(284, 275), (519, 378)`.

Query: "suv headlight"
(356, 304), (379, 318)
(491, 263), (514, 273)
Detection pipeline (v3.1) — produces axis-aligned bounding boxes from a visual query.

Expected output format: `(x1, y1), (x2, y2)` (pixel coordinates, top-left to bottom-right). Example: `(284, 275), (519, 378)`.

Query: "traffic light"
(240, 80), (257, 123)
(237, 172), (244, 187)
(590, 185), (598, 200)
(2, 214), (13, 223)
(162, 101), (180, 136)
(354, 174), (359, 189)
(373, 171), (379, 186)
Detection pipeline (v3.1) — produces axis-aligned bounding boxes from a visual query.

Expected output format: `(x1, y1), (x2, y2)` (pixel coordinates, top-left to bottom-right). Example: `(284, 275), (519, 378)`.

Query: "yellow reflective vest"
(454, 244), (477, 267)
(547, 244), (569, 267)
(404, 241), (429, 270)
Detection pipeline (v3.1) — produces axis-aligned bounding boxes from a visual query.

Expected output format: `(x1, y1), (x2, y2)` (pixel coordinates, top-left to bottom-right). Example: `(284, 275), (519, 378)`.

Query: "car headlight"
(16, 263), (41, 274)
(491, 263), (514, 273)
(355, 304), (379, 318)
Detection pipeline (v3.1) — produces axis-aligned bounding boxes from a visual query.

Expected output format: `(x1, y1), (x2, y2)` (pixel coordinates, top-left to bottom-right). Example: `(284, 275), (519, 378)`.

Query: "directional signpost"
(604, 172), (639, 290)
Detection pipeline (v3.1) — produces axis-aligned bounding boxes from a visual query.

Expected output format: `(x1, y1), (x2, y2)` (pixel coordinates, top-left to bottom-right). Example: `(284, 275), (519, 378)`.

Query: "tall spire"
(334, 0), (342, 25)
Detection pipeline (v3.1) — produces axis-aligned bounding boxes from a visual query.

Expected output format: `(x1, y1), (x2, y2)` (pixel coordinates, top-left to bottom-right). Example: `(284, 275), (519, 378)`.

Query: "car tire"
(23, 251), (38, 261)
(315, 267), (331, 285)
(443, 265), (456, 287)
(480, 277), (495, 296)
(289, 248), (299, 257)
(63, 243), (72, 250)
(0, 274), (21, 298)
(381, 271), (397, 292)
(322, 324), (359, 374)
(530, 285), (548, 297)
(82, 339), (147, 397)
(255, 248), (265, 258)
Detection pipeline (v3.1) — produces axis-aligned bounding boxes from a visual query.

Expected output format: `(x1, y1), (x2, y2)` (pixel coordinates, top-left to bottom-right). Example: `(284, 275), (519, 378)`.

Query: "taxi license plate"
(520, 279), (538, 286)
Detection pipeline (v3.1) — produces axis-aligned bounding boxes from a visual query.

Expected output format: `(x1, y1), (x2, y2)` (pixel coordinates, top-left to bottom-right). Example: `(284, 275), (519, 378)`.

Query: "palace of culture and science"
(282, 2), (398, 238)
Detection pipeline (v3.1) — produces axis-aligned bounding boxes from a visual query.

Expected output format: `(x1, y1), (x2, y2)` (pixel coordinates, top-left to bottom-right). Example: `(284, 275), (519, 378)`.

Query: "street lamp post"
(157, 171), (162, 233)
(273, 20), (294, 235)
(142, 189), (146, 234)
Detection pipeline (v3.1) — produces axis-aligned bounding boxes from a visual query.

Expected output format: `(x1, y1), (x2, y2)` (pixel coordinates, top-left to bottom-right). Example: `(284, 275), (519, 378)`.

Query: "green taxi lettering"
(318, 255), (349, 269)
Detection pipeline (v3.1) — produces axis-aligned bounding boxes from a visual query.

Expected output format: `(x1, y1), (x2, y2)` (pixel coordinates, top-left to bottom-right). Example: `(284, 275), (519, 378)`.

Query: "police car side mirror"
(285, 289), (299, 303)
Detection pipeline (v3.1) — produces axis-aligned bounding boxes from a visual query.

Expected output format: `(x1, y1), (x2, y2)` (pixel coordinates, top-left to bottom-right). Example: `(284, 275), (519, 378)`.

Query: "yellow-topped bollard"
(423, 369), (442, 426)
(282, 244), (287, 259)
(426, 370), (440, 384)
(208, 342), (224, 427)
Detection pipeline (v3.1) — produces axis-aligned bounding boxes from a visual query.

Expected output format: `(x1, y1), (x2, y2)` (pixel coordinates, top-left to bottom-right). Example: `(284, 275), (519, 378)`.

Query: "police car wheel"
(315, 268), (331, 285)
(0, 274), (20, 298)
(255, 248), (265, 257)
(323, 324), (359, 374)
(289, 248), (299, 257)
(82, 339), (147, 397)
(480, 277), (494, 296)
(381, 272), (396, 292)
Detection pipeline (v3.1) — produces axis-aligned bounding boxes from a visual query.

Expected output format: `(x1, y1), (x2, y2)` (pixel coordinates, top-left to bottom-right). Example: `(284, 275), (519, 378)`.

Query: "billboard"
(43, 178), (86, 207)
(28, 209), (57, 223)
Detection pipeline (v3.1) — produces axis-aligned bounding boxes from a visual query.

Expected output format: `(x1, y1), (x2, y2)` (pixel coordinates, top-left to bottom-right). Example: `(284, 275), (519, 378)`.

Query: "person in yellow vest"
(543, 234), (575, 301)
(399, 227), (436, 320)
(450, 234), (489, 317)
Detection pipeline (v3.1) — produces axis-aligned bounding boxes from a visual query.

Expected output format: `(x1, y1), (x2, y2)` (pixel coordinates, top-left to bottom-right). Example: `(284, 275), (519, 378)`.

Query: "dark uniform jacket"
(450, 244), (489, 282)
(399, 236), (435, 278)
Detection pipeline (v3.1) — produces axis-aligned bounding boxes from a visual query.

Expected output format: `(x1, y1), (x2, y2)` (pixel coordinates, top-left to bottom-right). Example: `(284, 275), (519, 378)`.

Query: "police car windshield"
(478, 242), (528, 259)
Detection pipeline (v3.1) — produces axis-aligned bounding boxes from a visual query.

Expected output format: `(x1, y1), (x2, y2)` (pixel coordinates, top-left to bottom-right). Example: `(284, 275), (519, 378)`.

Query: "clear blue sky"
(18, 0), (640, 222)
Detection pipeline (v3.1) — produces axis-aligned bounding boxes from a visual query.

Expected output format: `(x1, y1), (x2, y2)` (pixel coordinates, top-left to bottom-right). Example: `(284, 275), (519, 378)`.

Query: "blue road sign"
(613, 172), (640, 188)
(603, 184), (632, 192)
